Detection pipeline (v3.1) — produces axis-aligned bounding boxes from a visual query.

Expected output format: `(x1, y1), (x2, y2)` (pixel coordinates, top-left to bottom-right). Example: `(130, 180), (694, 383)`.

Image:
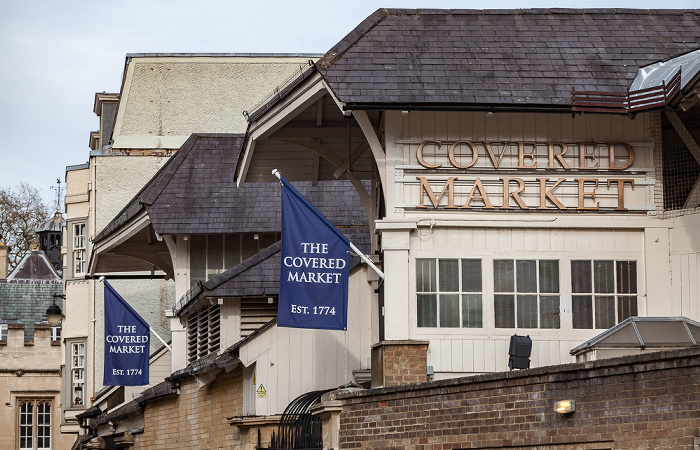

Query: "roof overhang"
(89, 209), (173, 278)
(236, 71), (329, 185)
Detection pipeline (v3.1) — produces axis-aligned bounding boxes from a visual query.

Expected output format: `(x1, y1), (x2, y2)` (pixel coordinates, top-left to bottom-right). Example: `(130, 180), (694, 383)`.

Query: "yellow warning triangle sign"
(256, 384), (267, 397)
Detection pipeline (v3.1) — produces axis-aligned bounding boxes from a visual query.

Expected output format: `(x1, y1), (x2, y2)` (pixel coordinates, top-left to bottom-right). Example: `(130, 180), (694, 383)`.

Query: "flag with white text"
(278, 175), (350, 330)
(103, 280), (150, 386)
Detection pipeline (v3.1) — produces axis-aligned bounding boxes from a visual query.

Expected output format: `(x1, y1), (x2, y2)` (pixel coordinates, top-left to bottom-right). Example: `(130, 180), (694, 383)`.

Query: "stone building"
(60, 54), (322, 445)
(0, 246), (73, 449)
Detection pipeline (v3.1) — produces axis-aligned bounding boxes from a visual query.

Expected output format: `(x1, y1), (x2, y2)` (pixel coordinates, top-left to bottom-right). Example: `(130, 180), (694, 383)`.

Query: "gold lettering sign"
(415, 140), (635, 171)
(412, 140), (641, 212)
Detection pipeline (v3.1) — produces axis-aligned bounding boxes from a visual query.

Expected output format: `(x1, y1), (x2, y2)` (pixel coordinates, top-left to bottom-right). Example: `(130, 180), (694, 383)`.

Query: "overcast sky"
(1, 0), (698, 207)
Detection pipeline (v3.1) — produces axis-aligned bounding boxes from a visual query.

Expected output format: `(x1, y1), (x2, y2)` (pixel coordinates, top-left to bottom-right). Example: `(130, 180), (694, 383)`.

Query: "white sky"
(1, 0), (698, 206)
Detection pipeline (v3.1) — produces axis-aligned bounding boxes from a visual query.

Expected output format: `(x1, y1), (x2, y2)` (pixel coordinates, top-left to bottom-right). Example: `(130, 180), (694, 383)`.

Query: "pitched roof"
(94, 134), (369, 242)
(316, 8), (700, 109)
(174, 221), (371, 316)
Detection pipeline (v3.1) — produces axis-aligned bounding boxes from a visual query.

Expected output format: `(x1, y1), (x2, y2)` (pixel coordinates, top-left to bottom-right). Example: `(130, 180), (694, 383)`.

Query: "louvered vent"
(241, 297), (278, 337)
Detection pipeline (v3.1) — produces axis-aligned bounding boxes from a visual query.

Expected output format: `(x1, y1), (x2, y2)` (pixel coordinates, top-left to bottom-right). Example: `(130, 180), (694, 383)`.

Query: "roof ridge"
(316, 8), (390, 70)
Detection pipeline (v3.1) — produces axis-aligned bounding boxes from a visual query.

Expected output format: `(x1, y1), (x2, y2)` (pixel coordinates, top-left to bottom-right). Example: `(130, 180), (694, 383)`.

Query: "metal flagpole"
(272, 169), (385, 280)
(99, 276), (172, 352)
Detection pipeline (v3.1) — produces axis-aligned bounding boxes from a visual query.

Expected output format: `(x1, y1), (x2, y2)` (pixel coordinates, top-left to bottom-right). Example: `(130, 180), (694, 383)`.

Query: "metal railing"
(571, 68), (681, 114)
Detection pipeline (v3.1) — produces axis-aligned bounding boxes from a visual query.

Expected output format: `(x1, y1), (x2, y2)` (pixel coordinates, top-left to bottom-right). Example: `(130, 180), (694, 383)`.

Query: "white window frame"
(70, 342), (85, 407)
(571, 259), (638, 329)
(73, 223), (86, 276)
(0, 323), (7, 341)
(51, 326), (61, 342)
(415, 258), (484, 329)
(18, 399), (52, 450)
(493, 259), (561, 330)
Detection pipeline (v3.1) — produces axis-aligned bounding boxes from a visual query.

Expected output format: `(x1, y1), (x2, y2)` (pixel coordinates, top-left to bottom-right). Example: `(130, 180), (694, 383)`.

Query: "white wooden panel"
(462, 340), (474, 372)
(451, 339), (463, 373)
(472, 339), (485, 373)
(483, 340), (496, 372)
(494, 339), (508, 372)
(440, 339), (452, 372)
(300, 330), (314, 393)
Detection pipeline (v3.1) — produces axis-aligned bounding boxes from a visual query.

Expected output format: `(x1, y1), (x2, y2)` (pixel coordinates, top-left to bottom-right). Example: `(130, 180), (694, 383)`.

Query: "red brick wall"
(337, 348), (700, 449)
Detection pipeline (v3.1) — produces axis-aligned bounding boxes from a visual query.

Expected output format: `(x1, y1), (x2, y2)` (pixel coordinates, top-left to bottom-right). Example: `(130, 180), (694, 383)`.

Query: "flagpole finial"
(99, 276), (105, 282)
(272, 168), (281, 179)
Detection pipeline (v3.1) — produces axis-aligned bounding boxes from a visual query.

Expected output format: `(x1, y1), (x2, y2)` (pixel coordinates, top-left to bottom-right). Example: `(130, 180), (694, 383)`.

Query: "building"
(239, 8), (700, 383)
(60, 54), (322, 444)
(71, 8), (700, 448)
(0, 243), (74, 449)
(82, 132), (373, 447)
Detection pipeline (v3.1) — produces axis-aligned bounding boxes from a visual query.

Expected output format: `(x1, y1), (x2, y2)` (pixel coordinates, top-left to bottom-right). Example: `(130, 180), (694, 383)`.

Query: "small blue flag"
(278, 175), (350, 330)
(103, 279), (150, 386)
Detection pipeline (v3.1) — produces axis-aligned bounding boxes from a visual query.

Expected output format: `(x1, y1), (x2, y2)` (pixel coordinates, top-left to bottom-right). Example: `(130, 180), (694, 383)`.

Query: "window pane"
(516, 260), (537, 293)
(37, 402), (51, 450)
(539, 260), (559, 293)
(439, 294), (460, 327)
(241, 234), (258, 261)
(416, 259), (436, 292)
(258, 233), (277, 251)
(461, 259), (482, 292)
(494, 294), (515, 328)
(417, 294), (437, 327)
(616, 261), (637, 294)
(190, 235), (207, 284)
(20, 401), (33, 450)
(618, 296), (638, 322)
(595, 296), (616, 329)
(439, 259), (459, 292)
(594, 261), (615, 293)
(224, 235), (241, 268)
(207, 235), (224, 278)
(572, 295), (593, 329)
(462, 294), (483, 328)
(540, 296), (560, 329)
(494, 260), (514, 292)
(517, 295), (538, 328)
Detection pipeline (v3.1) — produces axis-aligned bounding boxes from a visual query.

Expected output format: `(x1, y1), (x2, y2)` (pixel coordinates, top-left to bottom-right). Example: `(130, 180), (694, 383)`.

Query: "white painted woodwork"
(237, 268), (372, 415)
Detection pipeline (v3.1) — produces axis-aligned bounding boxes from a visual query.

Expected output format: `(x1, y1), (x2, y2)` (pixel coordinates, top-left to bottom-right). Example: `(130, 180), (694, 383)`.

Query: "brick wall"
(138, 367), (243, 448)
(336, 348), (700, 449)
(371, 341), (428, 388)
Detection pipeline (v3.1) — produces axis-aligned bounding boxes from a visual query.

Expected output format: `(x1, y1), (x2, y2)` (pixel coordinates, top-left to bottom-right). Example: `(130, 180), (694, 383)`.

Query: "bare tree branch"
(0, 183), (52, 273)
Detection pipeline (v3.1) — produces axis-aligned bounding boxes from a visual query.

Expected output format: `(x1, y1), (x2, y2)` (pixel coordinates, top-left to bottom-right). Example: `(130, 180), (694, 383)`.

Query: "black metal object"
(267, 389), (333, 450)
(508, 334), (532, 370)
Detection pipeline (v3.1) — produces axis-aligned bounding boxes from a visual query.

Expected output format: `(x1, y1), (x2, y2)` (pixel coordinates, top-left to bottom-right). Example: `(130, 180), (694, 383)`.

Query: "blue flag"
(278, 175), (350, 330)
(103, 279), (150, 386)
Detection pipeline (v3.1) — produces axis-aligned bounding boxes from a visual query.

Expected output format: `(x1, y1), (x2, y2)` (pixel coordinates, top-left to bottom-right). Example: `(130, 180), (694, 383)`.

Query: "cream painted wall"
(237, 267), (373, 415)
(373, 109), (697, 378)
(93, 155), (170, 234)
(113, 56), (315, 149)
(670, 213), (700, 320)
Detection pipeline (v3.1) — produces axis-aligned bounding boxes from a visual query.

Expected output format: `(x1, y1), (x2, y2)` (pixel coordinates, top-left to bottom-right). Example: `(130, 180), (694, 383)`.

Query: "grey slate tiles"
(317, 9), (700, 108)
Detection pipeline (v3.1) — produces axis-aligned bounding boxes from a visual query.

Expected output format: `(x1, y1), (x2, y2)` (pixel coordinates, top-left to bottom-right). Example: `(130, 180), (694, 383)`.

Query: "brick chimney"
(0, 242), (8, 279)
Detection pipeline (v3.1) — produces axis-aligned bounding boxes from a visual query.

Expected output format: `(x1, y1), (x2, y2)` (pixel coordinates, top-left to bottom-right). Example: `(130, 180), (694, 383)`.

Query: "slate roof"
(315, 8), (700, 109)
(94, 134), (369, 242)
(1, 251), (62, 340)
(175, 223), (370, 316)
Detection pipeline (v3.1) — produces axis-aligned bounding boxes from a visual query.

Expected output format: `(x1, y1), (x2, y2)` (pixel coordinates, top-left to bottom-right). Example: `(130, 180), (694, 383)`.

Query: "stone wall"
(138, 367), (244, 448)
(335, 347), (700, 449)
